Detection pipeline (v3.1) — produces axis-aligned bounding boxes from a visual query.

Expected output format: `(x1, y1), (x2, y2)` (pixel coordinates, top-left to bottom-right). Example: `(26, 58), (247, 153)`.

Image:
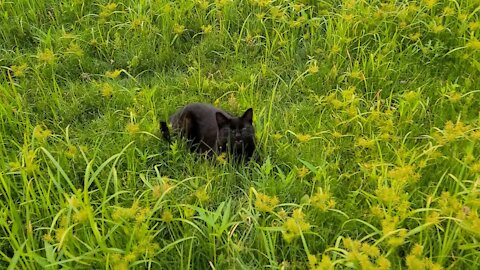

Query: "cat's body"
(161, 103), (256, 161)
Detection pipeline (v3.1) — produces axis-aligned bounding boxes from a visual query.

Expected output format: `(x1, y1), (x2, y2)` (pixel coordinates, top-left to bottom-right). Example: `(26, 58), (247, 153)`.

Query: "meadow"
(1, 0), (480, 269)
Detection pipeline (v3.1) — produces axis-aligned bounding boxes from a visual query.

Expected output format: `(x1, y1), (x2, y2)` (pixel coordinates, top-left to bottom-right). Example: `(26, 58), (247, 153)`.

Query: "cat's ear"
(241, 108), (253, 124)
(216, 112), (230, 127)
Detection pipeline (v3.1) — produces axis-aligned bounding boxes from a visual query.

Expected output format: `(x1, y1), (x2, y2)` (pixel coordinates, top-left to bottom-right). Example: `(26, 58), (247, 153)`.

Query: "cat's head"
(216, 108), (255, 159)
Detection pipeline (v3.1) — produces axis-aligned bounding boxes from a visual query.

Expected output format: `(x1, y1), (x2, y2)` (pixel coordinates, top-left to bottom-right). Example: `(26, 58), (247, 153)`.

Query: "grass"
(1, 0), (480, 269)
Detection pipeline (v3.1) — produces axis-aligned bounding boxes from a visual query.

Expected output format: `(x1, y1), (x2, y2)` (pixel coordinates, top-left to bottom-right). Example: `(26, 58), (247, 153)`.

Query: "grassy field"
(1, 0), (480, 269)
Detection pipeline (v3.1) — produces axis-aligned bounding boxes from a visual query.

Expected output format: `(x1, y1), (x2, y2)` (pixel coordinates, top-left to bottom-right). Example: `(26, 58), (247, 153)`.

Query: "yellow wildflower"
(201, 24), (213, 33)
(173, 23), (185, 34)
(67, 194), (81, 208)
(376, 256), (391, 270)
(101, 83), (113, 97)
(65, 145), (77, 159)
(470, 130), (480, 140)
(308, 254), (333, 270)
(126, 122), (140, 135)
(356, 137), (375, 148)
(350, 70), (365, 81)
(184, 207), (195, 219)
(43, 233), (53, 242)
(469, 21), (480, 31)
(66, 42), (84, 57)
(195, 188), (210, 203)
(442, 7), (455, 17)
(307, 60), (319, 74)
(255, 192), (279, 212)
(105, 69), (122, 79)
(282, 209), (310, 242)
(162, 210), (173, 222)
(33, 125), (52, 142)
(423, 0), (437, 9)
(11, 63), (28, 77)
(410, 32), (421, 41)
(296, 133), (312, 142)
(310, 189), (336, 212)
(73, 208), (89, 223)
(431, 24), (445, 33)
(297, 166), (309, 178)
(37, 49), (55, 65)
(467, 39), (480, 50)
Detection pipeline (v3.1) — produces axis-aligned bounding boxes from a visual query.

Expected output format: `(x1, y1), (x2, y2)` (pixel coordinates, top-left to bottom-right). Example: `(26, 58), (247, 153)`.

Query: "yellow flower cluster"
(380, 215), (408, 248)
(33, 124), (52, 142)
(310, 189), (336, 212)
(405, 244), (443, 270)
(152, 179), (172, 199)
(105, 69), (122, 79)
(195, 187), (210, 203)
(388, 164), (420, 187)
(434, 120), (470, 144)
(343, 238), (391, 270)
(10, 63), (28, 77)
(99, 3), (117, 20)
(112, 201), (141, 221)
(308, 254), (333, 270)
(255, 192), (279, 212)
(126, 122), (140, 135)
(282, 209), (310, 242)
(37, 49), (55, 65)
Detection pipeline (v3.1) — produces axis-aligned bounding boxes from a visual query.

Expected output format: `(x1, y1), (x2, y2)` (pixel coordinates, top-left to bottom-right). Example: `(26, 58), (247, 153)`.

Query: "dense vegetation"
(1, 0), (480, 269)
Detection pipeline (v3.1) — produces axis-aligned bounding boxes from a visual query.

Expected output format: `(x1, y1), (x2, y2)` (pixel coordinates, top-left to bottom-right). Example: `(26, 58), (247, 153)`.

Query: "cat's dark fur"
(161, 103), (255, 161)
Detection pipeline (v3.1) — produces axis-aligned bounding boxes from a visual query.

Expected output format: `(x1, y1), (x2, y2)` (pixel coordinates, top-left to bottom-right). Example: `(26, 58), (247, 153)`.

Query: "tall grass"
(1, 0), (480, 269)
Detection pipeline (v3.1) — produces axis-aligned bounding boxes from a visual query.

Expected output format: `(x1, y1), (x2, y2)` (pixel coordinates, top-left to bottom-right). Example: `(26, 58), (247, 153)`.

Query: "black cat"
(160, 103), (256, 161)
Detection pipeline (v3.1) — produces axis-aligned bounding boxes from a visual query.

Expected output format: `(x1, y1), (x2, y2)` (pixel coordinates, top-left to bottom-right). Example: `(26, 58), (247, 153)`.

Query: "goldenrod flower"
(184, 207), (195, 219)
(307, 60), (319, 74)
(442, 7), (455, 16)
(195, 188), (210, 203)
(42, 233), (53, 242)
(431, 24), (445, 33)
(296, 133), (312, 142)
(101, 83), (113, 97)
(255, 192), (279, 212)
(201, 24), (213, 33)
(466, 39), (480, 50)
(297, 166), (309, 178)
(282, 209), (310, 242)
(376, 256), (391, 270)
(67, 194), (81, 208)
(173, 23), (186, 34)
(310, 189), (335, 212)
(308, 254), (333, 270)
(105, 69), (122, 79)
(162, 210), (173, 222)
(66, 145), (77, 158)
(126, 122), (140, 135)
(66, 42), (84, 57)
(469, 21), (480, 31)
(24, 150), (38, 174)
(37, 49), (55, 65)
(33, 125), (52, 142)
(11, 63), (28, 77)
(73, 208), (89, 223)
(423, 0), (438, 9)
(356, 137), (375, 148)
(410, 32), (421, 41)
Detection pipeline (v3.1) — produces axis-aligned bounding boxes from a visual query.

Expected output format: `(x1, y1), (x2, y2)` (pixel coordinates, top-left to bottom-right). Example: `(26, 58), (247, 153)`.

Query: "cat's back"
(170, 103), (230, 127)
